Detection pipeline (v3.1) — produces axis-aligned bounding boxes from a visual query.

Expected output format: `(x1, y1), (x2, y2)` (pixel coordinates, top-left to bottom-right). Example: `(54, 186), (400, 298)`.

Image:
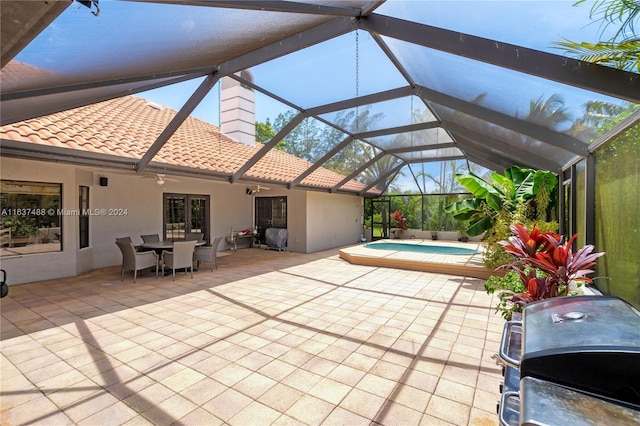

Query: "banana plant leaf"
(454, 173), (503, 211)
(532, 169), (557, 194)
(444, 198), (483, 214)
(466, 216), (493, 236)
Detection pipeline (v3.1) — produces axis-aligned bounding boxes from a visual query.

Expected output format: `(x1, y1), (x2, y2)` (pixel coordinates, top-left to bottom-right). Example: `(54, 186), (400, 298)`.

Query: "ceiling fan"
(246, 184), (271, 195)
(142, 174), (180, 186)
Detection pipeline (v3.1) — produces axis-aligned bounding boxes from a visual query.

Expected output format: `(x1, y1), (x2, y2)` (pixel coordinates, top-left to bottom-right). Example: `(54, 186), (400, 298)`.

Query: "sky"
(12, 1), (626, 192)
(135, 0), (618, 125)
(15, 0), (619, 127)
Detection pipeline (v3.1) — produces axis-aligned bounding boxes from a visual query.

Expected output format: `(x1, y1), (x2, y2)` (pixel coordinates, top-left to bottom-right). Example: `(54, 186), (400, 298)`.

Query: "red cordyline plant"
(391, 210), (407, 231)
(498, 223), (605, 307)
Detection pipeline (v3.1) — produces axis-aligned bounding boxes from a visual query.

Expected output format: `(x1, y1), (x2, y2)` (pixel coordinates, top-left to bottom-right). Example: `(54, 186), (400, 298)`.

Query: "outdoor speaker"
(99, 177), (108, 187)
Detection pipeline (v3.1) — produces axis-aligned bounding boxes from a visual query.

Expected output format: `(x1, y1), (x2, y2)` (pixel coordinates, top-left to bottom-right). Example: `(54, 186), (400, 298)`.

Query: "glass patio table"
(138, 240), (206, 252)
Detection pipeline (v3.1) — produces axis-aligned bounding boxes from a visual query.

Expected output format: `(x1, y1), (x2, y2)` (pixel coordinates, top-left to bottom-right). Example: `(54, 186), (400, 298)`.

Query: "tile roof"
(0, 95), (378, 194)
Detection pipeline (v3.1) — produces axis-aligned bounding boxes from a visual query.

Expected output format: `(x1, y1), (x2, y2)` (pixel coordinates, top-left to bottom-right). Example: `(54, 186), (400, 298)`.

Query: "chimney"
(220, 70), (256, 146)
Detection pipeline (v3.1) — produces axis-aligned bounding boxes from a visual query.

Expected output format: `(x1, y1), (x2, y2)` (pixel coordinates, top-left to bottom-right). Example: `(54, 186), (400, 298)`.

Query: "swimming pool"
(339, 240), (494, 279)
(364, 242), (479, 255)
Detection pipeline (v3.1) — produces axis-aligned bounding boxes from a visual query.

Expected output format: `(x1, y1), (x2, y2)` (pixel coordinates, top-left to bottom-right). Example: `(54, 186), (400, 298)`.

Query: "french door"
(254, 196), (287, 244)
(163, 193), (210, 242)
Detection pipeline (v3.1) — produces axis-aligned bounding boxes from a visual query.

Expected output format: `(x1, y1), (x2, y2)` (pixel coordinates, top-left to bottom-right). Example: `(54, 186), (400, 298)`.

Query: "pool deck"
(1, 247), (505, 425)
(339, 240), (498, 280)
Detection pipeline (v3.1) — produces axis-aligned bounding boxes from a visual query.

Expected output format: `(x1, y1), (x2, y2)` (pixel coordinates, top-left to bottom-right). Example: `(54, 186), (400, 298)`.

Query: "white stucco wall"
(0, 158), (78, 284)
(91, 172), (257, 267)
(305, 191), (362, 253)
(1, 157), (365, 284)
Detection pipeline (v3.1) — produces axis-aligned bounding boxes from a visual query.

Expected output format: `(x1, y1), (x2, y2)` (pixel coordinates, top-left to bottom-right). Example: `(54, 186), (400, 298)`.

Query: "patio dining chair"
(184, 232), (204, 241)
(193, 236), (224, 272)
(162, 240), (198, 281)
(141, 234), (160, 243)
(115, 240), (158, 283)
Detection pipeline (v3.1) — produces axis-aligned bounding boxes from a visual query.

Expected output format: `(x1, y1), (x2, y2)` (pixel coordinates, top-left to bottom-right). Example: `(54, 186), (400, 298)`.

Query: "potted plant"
(485, 223), (605, 320)
(457, 220), (469, 242)
(391, 210), (407, 239)
(3, 216), (39, 247)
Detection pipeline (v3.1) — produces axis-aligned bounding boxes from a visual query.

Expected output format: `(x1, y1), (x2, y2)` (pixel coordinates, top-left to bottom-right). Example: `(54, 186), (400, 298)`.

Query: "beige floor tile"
(326, 363), (367, 387)
(373, 401), (424, 426)
(435, 378), (475, 405)
(77, 401), (138, 426)
(425, 394), (471, 425)
(202, 388), (253, 422)
(388, 384), (432, 412)
(1, 394), (74, 425)
(355, 373), (398, 398)
(63, 390), (123, 423)
(339, 387), (386, 419)
(228, 400), (282, 426)
(173, 407), (224, 425)
(285, 394), (335, 425)
(282, 367), (324, 393)
(321, 406), (370, 425)
(141, 394), (198, 425)
(122, 383), (175, 413)
(233, 371), (278, 399)
(307, 376), (352, 404)
(1, 247), (505, 426)
(257, 382), (305, 412)
(160, 367), (206, 393)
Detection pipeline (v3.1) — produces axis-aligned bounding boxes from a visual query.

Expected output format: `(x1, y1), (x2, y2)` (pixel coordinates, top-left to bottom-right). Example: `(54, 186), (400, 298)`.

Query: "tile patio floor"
(1, 246), (505, 425)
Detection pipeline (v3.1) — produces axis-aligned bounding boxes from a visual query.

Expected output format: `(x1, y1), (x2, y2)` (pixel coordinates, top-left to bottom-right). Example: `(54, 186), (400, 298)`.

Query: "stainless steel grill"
(497, 295), (640, 425)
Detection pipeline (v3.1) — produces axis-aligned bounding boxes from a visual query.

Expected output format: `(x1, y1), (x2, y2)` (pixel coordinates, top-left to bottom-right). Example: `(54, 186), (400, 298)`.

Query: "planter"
(393, 229), (406, 239)
(10, 236), (30, 247)
(436, 231), (459, 241)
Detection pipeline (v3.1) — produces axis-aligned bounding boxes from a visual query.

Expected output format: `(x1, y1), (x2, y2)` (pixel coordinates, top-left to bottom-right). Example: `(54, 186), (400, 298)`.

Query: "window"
(1, 180), (62, 255)
(163, 193), (209, 241)
(79, 186), (89, 249)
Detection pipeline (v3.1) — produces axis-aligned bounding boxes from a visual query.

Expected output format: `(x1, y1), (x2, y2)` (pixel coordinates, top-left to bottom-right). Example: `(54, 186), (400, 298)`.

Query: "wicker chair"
(193, 236), (224, 272)
(184, 233), (204, 241)
(141, 234), (160, 243)
(162, 240), (197, 281)
(115, 240), (158, 283)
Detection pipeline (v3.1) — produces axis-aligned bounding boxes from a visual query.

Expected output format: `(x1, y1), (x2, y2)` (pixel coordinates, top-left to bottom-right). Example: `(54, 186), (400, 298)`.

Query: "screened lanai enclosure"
(1, 1), (639, 305)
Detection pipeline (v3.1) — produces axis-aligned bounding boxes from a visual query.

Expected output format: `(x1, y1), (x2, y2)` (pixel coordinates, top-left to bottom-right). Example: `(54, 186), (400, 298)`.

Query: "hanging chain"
(218, 79), (222, 154)
(355, 30), (360, 134)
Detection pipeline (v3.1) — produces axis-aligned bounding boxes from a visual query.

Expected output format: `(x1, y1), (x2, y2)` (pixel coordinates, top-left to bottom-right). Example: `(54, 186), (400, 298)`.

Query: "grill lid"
(519, 295), (640, 407)
(522, 296), (640, 354)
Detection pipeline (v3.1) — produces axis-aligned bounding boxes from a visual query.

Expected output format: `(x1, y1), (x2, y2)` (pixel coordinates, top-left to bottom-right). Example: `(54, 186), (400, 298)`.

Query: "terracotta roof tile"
(0, 95), (379, 195)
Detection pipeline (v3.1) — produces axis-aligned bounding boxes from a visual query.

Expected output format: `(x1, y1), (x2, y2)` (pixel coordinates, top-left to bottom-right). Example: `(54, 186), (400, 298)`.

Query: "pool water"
(365, 242), (479, 255)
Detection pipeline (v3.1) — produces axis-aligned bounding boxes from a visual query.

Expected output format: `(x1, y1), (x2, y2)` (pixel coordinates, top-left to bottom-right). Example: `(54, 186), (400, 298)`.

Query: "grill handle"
(499, 320), (521, 368)
(498, 390), (519, 426)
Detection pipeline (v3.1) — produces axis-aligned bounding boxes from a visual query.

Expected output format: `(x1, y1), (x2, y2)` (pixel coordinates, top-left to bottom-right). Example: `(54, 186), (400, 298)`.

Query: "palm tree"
(554, 0), (640, 72)
(520, 94), (571, 130)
